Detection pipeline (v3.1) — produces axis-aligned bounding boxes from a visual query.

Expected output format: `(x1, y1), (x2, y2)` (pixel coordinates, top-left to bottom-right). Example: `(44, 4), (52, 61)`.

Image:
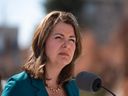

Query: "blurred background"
(0, 0), (128, 96)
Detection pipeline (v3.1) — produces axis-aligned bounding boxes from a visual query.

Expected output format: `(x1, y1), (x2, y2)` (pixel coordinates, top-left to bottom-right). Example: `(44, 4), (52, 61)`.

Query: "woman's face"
(45, 22), (76, 67)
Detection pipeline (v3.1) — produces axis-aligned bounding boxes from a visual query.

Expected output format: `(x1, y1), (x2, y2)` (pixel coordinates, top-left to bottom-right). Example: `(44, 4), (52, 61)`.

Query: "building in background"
(0, 26), (25, 79)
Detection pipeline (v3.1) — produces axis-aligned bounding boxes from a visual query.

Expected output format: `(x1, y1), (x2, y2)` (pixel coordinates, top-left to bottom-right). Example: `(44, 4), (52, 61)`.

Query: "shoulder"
(1, 71), (34, 96)
(5, 71), (30, 86)
(9, 71), (29, 81)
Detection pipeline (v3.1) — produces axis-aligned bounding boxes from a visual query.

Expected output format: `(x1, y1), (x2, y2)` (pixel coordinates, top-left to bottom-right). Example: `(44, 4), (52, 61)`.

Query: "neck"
(45, 63), (64, 87)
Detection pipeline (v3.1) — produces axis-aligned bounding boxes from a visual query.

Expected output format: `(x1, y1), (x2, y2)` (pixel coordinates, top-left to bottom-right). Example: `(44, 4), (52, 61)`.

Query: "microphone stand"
(101, 86), (116, 96)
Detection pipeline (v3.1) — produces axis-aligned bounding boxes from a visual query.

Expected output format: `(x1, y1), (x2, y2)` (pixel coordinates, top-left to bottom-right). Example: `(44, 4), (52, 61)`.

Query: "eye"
(55, 36), (62, 39)
(69, 39), (76, 43)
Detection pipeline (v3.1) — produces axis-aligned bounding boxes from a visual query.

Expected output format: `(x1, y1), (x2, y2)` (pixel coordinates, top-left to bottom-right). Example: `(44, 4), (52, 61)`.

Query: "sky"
(0, 0), (46, 49)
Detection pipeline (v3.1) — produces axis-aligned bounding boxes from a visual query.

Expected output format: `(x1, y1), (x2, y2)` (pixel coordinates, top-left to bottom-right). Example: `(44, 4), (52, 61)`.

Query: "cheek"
(45, 41), (59, 56)
(70, 45), (76, 56)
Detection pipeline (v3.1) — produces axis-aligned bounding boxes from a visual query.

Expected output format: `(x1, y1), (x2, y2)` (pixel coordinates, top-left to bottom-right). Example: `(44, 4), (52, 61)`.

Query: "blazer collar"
(31, 77), (48, 96)
(65, 81), (73, 96)
(65, 80), (79, 96)
(30, 77), (77, 96)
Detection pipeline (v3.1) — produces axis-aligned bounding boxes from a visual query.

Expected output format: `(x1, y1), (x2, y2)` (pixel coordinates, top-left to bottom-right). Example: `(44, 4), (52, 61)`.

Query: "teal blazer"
(2, 71), (79, 96)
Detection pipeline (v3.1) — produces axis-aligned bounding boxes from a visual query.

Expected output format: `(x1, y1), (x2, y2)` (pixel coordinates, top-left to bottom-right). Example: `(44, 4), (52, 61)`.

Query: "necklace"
(47, 85), (61, 93)
(45, 75), (66, 96)
(46, 84), (66, 96)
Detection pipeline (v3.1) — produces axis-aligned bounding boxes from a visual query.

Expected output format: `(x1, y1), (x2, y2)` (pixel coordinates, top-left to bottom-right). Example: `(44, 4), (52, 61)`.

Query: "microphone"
(76, 71), (116, 96)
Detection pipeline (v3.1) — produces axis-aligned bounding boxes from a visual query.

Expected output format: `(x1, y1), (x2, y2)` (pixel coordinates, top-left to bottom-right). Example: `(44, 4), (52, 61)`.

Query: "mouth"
(59, 52), (69, 57)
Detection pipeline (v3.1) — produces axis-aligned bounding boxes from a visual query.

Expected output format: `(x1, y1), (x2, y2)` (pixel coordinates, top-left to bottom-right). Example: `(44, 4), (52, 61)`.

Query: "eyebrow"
(53, 33), (76, 38)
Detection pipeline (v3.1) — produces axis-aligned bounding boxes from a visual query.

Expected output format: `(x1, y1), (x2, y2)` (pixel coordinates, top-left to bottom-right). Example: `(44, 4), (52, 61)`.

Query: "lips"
(59, 52), (69, 57)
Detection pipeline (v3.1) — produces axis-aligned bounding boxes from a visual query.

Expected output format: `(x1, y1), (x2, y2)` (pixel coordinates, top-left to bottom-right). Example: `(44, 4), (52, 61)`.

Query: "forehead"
(51, 22), (75, 36)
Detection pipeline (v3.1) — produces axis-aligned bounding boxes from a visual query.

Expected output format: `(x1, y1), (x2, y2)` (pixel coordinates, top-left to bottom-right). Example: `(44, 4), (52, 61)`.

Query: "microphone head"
(76, 71), (102, 92)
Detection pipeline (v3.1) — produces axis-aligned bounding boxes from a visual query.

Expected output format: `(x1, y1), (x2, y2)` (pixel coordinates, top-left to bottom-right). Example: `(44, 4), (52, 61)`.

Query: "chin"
(57, 56), (72, 65)
(60, 60), (71, 65)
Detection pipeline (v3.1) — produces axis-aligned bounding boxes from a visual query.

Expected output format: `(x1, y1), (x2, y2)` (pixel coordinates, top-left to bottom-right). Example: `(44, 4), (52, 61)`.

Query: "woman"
(2, 11), (82, 96)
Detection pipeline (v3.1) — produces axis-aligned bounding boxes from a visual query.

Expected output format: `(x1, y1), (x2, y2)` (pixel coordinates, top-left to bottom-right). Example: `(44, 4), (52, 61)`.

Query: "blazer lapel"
(31, 78), (48, 96)
(65, 80), (79, 96)
(65, 81), (74, 96)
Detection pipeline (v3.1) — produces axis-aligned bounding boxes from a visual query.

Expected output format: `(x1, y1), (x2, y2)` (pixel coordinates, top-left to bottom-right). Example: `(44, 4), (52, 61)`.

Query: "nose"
(62, 40), (70, 48)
